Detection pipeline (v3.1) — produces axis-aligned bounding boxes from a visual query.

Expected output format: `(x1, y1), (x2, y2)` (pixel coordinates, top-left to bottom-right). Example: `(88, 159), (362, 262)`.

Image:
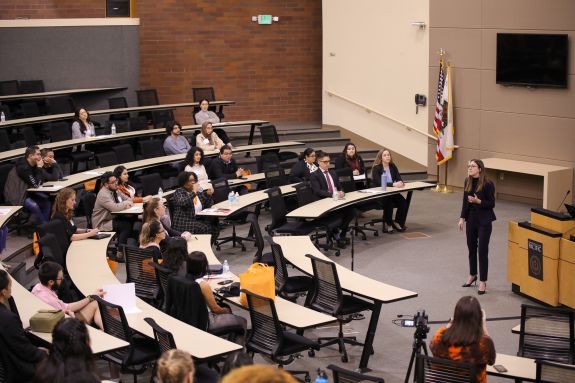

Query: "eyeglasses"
(467, 164), (478, 168)
(318, 160), (330, 163)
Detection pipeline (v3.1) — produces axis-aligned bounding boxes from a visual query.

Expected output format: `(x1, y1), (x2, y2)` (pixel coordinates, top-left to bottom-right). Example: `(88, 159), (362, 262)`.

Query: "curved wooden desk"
(188, 235), (336, 330)
(0, 206), (22, 228)
(66, 235), (242, 360)
(0, 86), (126, 102)
(28, 141), (304, 194)
(0, 119), (268, 164)
(0, 263), (128, 355)
(486, 353), (536, 381)
(273, 236), (418, 371)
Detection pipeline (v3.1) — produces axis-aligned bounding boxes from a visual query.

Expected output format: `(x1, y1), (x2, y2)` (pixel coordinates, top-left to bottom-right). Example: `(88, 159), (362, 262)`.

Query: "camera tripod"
(404, 323), (429, 383)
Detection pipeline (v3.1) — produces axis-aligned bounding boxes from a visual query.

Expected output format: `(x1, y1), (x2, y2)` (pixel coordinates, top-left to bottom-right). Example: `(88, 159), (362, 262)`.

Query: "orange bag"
(239, 263), (275, 307)
(84, 180), (97, 191)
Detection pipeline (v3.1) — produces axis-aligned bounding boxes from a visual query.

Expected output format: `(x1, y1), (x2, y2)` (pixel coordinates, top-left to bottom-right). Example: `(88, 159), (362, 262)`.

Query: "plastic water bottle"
(228, 191), (234, 208)
(0, 111), (5, 124)
(315, 369), (328, 383)
(381, 171), (387, 191)
(234, 191), (239, 205)
(111, 123), (117, 135)
(332, 191), (338, 201)
(222, 260), (230, 275)
(158, 187), (163, 199)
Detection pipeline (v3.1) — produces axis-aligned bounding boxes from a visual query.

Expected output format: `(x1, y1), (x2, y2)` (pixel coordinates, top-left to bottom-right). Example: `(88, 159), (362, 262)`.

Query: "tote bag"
(238, 263), (275, 306)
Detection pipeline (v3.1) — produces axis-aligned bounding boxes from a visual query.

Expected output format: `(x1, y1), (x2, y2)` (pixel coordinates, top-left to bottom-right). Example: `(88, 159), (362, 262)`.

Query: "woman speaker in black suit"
(459, 159), (496, 295)
(371, 148), (407, 233)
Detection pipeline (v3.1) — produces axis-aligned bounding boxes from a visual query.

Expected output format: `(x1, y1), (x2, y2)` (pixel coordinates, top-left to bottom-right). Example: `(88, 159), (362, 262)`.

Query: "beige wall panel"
(481, 71), (575, 118)
(453, 108), (481, 150)
(483, 0), (575, 31)
(482, 30), (575, 73)
(480, 111), (575, 162)
(429, 28), (482, 69)
(451, 68), (481, 110)
(430, 0), (481, 28)
(445, 147), (480, 187)
(486, 170), (544, 201)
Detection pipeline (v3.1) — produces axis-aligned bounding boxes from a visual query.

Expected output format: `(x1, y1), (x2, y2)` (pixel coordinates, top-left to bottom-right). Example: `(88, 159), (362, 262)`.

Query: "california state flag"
(433, 61), (455, 164)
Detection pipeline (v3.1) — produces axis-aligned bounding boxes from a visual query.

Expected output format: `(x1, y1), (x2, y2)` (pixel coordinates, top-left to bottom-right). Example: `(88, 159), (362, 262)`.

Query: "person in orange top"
(429, 296), (496, 383)
(113, 165), (152, 203)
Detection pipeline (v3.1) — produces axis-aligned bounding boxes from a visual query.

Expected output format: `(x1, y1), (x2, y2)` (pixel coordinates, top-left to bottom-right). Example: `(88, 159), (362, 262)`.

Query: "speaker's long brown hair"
(464, 159), (486, 193)
(442, 296), (484, 346)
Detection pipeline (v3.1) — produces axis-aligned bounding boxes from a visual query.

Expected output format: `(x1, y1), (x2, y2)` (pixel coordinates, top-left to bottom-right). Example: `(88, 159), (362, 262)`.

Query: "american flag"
(433, 59), (454, 164)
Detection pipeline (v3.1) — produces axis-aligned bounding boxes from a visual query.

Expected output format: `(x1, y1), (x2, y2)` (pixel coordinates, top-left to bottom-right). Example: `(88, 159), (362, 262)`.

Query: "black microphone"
(556, 190), (571, 212)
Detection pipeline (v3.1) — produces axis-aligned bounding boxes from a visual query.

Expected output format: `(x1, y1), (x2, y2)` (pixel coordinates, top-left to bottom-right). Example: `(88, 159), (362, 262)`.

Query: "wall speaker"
(106, 0), (131, 18)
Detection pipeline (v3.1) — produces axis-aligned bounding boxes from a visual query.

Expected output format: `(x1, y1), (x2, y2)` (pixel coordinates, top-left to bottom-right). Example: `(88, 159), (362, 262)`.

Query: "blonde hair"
(221, 365), (298, 383)
(200, 121), (214, 145)
(372, 148), (393, 167)
(139, 220), (162, 246)
(156, 349), (195, 383)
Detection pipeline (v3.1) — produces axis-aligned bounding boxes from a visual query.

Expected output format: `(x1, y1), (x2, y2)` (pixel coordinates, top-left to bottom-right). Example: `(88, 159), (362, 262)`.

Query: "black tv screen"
(496, 33), (569, 88)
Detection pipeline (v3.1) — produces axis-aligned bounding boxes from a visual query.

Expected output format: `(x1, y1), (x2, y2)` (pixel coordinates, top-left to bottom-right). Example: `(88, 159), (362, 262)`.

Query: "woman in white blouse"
(184, 146), (212, 191)
(195, 121), (225, 152)
(71, 107), (96, 139)
(194, 99), (220, 125)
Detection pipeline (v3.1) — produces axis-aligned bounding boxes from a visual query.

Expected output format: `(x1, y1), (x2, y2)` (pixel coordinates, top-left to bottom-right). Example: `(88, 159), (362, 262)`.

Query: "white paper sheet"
(102, 283), (141, 314)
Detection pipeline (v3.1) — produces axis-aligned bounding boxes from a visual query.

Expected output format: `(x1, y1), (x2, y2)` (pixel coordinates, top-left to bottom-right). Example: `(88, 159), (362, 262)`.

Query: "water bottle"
(332, 191), (338, 201)
(111, 123), (117, 135)
(315, 369), (328, 383)
(222, 260), (230, 275)
(234, 191), (240, 205)
(228, 191), (234, 208)
(158, 187), (163, 199)
(0, 111), (5, 124)
(381, 171), (387, 191)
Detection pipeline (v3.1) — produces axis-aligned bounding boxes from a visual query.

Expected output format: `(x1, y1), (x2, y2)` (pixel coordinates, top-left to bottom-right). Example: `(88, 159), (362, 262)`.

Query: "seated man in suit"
(0, 269), (47, 383)
(208, 145), (247, 194)
(309, 151), (354, 248)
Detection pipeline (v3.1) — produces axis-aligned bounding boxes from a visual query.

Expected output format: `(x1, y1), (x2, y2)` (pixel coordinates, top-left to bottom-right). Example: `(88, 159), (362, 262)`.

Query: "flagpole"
(432, 49), (449, 193)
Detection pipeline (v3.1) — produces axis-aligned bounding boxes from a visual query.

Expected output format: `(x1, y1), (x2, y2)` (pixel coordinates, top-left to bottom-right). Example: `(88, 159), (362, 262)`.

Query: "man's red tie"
(324, 170), (334, 194)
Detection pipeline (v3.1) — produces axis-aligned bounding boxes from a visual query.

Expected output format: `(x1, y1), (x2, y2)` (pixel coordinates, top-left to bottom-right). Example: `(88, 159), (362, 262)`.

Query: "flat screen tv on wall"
(496, 33), (569, 88)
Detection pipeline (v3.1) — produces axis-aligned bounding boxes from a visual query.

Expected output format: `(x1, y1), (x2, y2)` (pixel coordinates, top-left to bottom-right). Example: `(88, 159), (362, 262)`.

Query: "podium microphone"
(556, 190), (571, 212)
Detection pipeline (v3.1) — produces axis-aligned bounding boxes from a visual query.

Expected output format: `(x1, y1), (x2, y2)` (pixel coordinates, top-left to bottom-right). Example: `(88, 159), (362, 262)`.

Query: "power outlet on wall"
(499, 172), (505, 181)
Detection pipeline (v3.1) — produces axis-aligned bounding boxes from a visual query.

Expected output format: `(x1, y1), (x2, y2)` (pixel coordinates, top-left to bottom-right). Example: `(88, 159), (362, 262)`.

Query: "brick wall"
(0, 1), (323, 123)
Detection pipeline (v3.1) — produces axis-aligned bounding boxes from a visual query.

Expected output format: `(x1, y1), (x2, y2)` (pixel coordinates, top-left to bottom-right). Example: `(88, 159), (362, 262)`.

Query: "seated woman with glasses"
(171, 171), (219, 239)
(289, 147), (318, 183)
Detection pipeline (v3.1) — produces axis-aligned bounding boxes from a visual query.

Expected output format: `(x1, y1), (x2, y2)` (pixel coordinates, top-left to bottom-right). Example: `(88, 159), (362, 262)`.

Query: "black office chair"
(256, 152), (282, 173)
(242, 289), (319, 381)
(192, 86), (225, 120)
(305, 254), (373, 362)
(48, 121), (93, 173)
(212, 178), (255, 251)
(112, 143), (136, 163)
(536, 359), (575, 383)
(271, 242), (313, 303)
(19, 101), (41, 118)
(149, 262), (173, 311)
(265, 186), (315, 237)
(138, 138), (165, 159)
(335, 167), (379, 240)
(18, 80), (44, 94)
(108, 96), (130, 120)
(95, 296), (160, 383)
(0, 80), (19, 96)
(128, 116), (148, 131)
(36, 233), (66, 269)
(0, 130), (11, 152)
(123, 246), (159, 304)
(47, 96), (74, 114)
(37, 220), (71, 256)
(327, 364), (385, 383)
(21, 126), (38, 146)
(96, 151), (119, 167)
(245, 213), (273, 264)
(415, 354), (476, 383)
(136, 89), (174, 126)
(81, 192), (97, 229)
(105, 120), (130, 134)
(139, 173), (163, 197)
(259, 125), (298, 162)
(518, 304), (575, 364)
(264, 167), (288, 188)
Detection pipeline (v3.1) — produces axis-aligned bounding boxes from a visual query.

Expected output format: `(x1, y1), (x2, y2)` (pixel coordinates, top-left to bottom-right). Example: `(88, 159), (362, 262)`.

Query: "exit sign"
(258, 15), (272, 24)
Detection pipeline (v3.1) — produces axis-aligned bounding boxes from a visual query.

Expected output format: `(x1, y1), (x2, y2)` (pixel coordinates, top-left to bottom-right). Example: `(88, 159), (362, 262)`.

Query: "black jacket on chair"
(371, 163), (402, 187)
(0, 304), (46, 383)
(165, 274), (209, 331)
(460, 179), (496, 224)
(309, 169), (342, 200)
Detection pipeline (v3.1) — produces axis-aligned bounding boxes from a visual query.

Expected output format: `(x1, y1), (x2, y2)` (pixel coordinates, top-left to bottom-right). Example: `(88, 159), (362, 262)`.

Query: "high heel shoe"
(462, 275), (477, 287)
(392, 222), (406, 232)
(478, 282), (486, 295)
(383, 224), (395, 234)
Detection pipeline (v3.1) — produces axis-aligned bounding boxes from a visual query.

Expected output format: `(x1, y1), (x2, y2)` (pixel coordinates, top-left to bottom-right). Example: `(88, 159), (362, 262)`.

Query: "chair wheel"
(361, 235), (366, 241)
(374, 232), (379, 236)
(335, 250), (340, 257)
(341, 355), (348, 363)
(308, 350), (315, 357)
(216, 246), (221, 251)
(241, 246), (246, 251)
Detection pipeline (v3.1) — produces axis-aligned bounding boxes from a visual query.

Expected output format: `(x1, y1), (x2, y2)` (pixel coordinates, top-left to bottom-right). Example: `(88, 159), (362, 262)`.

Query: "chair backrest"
(264, 167), (287, 189)
(138, 139), (165, 159)
(19, 80), (44, 94)
(21, 126), (37, 146)
(94, 296), (133, 344)
(0, 164), (12, 204)
(139, 173), (163, 197)
(0, 80), (19, 96)
(0, 130), (10, 152)
(242, 289), (283, 357)
(519, 304), (575, 363)
(294, 181), (316, 207)
(305, 254), (343, 316)
(112, 143), (135, 163)
(108, 97), (130, 121)
(165, 274), (209, 330)
(2, 166), (26, 206)
(327, 364), (385, 383)
(48, 121), (73, 142)
(536, 359), (575, 383)
(136, 89), (159, 106)
(270, 242), (290, 293)
(129, 116), (148, 131)
(95, 151), (119, 167)
(415, 354), (476, 383)
(150, 261), (173, 305)
(257, 152), (281, 173)
(47, 96), (74, 114)
(123, 245), (159, 301)
(20, 102), (41, 118)
(37, 220), (71, 255)
(259, 125), (279, 144)
(144, 317), (177, 354)
(106, 120), (130, 134)
(192, 87), (216, 102)
(246, 213), (265, 262)
(81, 192), (97, 228)
(37, 233), (65, 268)
(212, 178), (231, 204)
(264, 187), (288, 232)
(335, 167), (356, 193)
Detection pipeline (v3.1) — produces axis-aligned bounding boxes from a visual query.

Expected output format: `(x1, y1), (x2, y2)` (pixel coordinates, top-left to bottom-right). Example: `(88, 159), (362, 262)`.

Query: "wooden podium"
(508, 208), (575, 307)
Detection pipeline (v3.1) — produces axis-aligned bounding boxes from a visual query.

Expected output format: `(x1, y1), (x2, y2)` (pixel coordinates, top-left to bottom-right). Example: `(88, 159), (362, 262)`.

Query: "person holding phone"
(430, 296), (496, 383)
(52, 187), (99, 241)
(459, 159), (496, 295)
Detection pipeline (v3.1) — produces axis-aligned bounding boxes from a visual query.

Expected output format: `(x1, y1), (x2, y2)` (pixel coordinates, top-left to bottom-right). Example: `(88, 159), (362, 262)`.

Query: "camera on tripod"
(399, 310), (429, 331)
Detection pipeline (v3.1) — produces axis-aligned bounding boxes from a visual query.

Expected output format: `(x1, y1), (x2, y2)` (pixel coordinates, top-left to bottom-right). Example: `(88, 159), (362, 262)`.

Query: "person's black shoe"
(336, 239), (347, 249)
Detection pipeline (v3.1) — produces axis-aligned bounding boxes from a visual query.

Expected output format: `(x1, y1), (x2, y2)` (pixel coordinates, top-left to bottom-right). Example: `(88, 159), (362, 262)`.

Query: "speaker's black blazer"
(460, 179), (496, 224)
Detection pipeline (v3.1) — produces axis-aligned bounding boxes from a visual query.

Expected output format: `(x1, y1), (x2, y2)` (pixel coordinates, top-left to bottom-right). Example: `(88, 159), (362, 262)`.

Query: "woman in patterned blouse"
(430, 296), (496, 383)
